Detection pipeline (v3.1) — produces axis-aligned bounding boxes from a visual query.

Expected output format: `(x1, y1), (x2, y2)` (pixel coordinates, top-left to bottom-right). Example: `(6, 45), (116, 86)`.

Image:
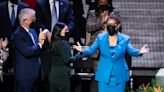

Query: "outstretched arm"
(127, 39), (149, 57)
(139, 44), (149, 55)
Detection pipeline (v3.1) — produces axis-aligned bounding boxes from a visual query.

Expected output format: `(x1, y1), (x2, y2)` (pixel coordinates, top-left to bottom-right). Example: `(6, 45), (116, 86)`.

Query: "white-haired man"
(12, 8), (45, 92)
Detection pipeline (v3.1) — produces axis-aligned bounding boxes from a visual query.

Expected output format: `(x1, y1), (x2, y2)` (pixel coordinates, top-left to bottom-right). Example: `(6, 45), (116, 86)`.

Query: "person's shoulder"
(12, 27), (23, 38)
(60, 40), (70, 49)
(18, 2), (29, 8)
(14, 26), (22, 34)
(118, 32), (130, 41)
(120, 33), (130, 38)
(60, 0), (71, 5)
(36, 0), (45, 4)
(97, 32), (108, 39)
(0, 1), (7, 8)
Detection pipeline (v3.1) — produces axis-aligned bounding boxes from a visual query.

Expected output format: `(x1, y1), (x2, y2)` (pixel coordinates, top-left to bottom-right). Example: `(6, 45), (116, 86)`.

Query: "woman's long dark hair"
(50, 22), (66, 52)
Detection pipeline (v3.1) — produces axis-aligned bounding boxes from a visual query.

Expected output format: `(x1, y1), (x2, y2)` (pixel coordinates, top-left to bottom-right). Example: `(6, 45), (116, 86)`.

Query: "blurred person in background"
(0, 0), (28, 74)
(0, 0), (5, 3)
(0, 38), (9, 82)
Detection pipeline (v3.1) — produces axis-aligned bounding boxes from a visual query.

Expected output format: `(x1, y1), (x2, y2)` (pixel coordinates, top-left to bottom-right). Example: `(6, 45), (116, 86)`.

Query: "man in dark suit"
(35, 0), (74, 91)
(35, 0), (74, 32)
(0, 0), (28, 40)
(12, 8), (46, 92)
(0, 0), (28, 73)
(0, 0), (4, 3)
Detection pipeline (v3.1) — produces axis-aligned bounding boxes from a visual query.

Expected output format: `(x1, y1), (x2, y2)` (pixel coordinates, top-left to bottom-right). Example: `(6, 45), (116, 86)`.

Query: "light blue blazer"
(82, 32), (141, 84)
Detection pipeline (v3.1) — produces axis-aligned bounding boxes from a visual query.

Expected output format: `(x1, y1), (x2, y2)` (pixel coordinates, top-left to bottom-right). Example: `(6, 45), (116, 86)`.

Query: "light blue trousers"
(98, 81), (126, 92)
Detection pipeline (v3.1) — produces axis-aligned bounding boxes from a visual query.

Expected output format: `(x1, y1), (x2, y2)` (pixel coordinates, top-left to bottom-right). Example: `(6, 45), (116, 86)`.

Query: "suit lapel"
(42, 0), (51, 26)
(101, 33), (112, 58)
(14, 3), (22, 28)
(117, 32), (123, 45)
(59, 0), (65, 21)
(3, 2), (13, 28)
(115, 32), (124, 54)
(29, 29), (38, 44)
(20, 26), (35, 44)
(59, 0), (62, 19)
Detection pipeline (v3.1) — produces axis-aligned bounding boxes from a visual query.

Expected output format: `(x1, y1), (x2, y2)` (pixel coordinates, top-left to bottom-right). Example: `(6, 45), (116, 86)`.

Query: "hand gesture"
(43, 29), (50, 36)
(38, 29), (46, 45)
(100, 10), (109, 23)
(2, 37), (9, 48)
(73, 42), (83, 53)
(43, 29), (51, 42)
(139, 44), (149, 54)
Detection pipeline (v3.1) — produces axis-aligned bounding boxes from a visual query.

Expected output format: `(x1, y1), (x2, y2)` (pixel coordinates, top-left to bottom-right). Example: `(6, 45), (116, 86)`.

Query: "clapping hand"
(43, 29), (51, 42)
(139, 44), (149, 54)
(43, 29), (50, 36)
(38, 28), (46, 45)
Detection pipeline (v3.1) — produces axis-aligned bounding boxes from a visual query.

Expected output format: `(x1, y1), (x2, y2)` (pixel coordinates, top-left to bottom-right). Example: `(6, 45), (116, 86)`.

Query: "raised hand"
(100, 10), (109, 24)
(43, 29), (51, 42)
(139, 44), (149, 54)
(38, 28), (46, 45)
(43, 29), (50, 36)
(73, 42), (83, 53)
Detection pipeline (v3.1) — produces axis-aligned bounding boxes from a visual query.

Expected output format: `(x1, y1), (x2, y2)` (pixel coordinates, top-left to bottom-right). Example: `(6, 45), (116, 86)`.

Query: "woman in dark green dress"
(47, 22), (79, 92)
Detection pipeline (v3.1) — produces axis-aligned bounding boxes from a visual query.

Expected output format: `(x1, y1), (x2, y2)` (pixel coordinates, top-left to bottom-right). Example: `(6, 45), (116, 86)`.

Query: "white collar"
(8, 1), (18, 6)
(49, 0), (59, 5)
(21, 25), (29, 32)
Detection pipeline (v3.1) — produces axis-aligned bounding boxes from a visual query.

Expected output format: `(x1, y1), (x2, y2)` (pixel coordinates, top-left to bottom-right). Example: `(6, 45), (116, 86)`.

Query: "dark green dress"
(49, 40), (71, 92)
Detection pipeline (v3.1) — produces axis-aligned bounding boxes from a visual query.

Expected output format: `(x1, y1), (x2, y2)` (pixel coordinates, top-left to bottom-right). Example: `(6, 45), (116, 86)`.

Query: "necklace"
(109, 35), (117, 46)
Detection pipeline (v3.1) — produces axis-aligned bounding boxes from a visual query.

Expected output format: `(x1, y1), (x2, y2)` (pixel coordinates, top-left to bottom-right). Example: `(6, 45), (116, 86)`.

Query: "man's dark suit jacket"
(0, 0), (5, 3)
(35, 0), (75, 77)
(12, 26), (41, 80)
(35, 0), (74, 31)
(0, 1), (28, 40)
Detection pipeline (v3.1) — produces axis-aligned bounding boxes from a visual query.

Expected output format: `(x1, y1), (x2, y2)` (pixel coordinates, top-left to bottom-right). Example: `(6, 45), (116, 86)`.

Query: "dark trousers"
(49, 79), (70, 92)
(15, 79), (38, 92)
(38, 75), (50, 92)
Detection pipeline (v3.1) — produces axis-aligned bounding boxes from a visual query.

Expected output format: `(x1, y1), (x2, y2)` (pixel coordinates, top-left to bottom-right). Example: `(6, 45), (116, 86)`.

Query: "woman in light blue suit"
(73, 13), (149, 92)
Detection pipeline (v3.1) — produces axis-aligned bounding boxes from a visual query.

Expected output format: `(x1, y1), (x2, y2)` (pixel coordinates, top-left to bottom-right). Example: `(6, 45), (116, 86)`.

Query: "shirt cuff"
(38, 43), (42, 49)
